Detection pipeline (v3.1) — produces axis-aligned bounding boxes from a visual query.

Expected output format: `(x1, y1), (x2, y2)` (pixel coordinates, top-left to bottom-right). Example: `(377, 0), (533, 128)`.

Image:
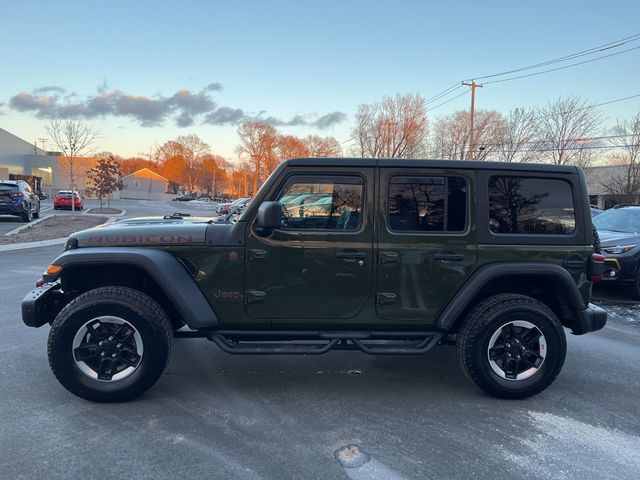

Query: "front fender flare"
(47, 247), (218, 329)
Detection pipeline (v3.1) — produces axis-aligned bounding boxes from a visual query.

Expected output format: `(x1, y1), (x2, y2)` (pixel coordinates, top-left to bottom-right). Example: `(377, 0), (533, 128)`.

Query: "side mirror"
(256, 201), (282, 234)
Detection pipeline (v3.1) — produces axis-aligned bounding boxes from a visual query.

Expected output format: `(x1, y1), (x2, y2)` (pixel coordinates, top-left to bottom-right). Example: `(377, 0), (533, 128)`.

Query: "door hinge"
(248, 249), (267, 261)
(377, 292), (397, 305)
(379, 251), (399, 264)
(246, 290), (267, 304)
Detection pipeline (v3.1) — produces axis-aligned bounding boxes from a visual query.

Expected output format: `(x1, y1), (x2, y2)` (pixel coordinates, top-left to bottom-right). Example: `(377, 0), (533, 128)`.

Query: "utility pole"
(462, 80), (483, 160)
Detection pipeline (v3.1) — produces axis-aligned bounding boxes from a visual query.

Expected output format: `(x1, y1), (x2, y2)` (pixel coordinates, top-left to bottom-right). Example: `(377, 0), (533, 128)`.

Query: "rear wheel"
(21, 205), (32, 222)
(457, 294), (566, 399)
(48, 286), (173, 402)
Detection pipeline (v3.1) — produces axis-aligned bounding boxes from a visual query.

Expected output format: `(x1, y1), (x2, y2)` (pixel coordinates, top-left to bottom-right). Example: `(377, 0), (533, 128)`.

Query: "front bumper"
(570, 303), (608, 335)
(21, 282), (63, 328)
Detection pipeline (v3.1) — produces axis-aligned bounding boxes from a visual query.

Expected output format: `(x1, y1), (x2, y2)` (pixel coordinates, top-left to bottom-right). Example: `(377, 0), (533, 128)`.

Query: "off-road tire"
(457, 293), (566, 399)
(48, 286), (173, 402)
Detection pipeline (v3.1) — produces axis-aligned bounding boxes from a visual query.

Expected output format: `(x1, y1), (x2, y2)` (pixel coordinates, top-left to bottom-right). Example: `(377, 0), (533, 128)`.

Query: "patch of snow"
(501, 411), (640, 480)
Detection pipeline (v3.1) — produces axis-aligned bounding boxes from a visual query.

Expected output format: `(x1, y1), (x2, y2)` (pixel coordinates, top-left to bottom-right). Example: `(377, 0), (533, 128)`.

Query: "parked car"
(0, 180), (40, 222)
(37, 191), (49, 200)
(590, 205), (603, 216)
(22, 158), (606, 402)
(593, 204), (640, 297)
(218, 197), (251, 215)
(53, 190), (83, 210)
(172, 194), (196, 202)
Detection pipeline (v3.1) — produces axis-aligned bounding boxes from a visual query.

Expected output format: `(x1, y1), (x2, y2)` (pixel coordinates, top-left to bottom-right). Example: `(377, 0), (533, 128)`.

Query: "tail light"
(10, 192), (24, 199)
(589, 253), (605, 282)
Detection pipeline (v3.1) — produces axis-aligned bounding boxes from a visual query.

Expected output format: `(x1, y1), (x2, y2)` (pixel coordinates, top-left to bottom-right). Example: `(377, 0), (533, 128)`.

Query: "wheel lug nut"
(100, 352), (105, 357)
(521, 346), (526, 351)
(98, 341), (104, 347)
(108, 336), (114, 342)
(507, 353), (512, 357)
(111, 353), (117, 358)
(116, 343), (122, 349)
(516, 355), (521, 360)
(506, 343), (511, 348)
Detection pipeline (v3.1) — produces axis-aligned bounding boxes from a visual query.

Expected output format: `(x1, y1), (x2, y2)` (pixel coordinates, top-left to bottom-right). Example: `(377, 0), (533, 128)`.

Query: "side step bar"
(196, 330), (444, 355)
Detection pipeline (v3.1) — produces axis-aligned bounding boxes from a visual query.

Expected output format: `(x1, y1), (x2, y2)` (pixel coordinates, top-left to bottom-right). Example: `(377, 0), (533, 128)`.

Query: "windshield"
(593, 208), (640, 234)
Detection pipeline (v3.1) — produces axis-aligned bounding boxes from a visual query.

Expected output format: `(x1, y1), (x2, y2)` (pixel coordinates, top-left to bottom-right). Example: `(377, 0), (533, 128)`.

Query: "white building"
(117, 168), (169, 201)
(0, 127), (97, 194)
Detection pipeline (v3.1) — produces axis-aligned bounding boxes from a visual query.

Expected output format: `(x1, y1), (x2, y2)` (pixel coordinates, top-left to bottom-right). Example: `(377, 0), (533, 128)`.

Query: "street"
(0, 244), (639, 479)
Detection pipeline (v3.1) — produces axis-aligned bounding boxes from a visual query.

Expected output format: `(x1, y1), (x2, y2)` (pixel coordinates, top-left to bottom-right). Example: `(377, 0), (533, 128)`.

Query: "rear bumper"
(0, 203), (24, 214)
(570, 303), (607, 335)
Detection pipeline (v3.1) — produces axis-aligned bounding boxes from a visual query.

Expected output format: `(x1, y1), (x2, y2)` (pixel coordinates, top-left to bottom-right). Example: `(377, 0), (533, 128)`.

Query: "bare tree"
(495, 108), (540, 163)
(601, 112), (640, 203)
(46, 119), (99, 216)
(236, 121), (277, 193)
(353, 93), (429, 158)
(176, 135), (210, 193)
(536, 95), (602, 168)
(304, 135), (342, 157)
(431, 110), (507, 161)
(276, 135), (310, 161)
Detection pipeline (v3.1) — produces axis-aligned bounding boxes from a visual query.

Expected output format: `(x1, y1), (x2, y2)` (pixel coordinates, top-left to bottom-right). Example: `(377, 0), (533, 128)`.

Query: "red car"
(53, 190), (83, 210)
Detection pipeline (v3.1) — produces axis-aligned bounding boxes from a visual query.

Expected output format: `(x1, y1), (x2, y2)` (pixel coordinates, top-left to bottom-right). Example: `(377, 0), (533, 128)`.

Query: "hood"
(598, 229), (640, 248)
(70, 215), (212, 247)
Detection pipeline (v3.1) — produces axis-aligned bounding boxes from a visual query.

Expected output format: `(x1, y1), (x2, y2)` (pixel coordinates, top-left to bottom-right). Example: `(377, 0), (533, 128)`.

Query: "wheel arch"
(47, 247), (218, 330)
(438, 263), (587, 334)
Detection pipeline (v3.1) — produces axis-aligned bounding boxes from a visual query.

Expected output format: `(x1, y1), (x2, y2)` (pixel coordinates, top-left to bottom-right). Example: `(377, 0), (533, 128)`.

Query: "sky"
(1, 0), (640, 161)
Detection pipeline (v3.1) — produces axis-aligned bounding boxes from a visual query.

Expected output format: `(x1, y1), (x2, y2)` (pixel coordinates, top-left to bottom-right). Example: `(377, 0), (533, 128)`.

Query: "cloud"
(203, 107), (246, 125)
(7, 83), (347, 130)
(314, 111), (347, 128)
(33, 85), (66, 95)
(205, 83), (223, 92)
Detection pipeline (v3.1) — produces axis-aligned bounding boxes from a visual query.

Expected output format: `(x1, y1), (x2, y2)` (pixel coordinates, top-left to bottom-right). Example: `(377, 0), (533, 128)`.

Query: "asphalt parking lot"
(1, 238), (639, 479)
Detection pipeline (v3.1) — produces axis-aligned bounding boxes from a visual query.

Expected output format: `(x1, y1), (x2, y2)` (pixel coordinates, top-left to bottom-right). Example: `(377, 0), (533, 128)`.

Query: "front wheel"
(22, 204), (32, 222)
(47, 286), (173, 402)
(457, 294), (566, 399)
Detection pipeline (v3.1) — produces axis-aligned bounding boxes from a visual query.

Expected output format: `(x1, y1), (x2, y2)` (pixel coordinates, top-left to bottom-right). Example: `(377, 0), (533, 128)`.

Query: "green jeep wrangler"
(22, 158), (607, 402)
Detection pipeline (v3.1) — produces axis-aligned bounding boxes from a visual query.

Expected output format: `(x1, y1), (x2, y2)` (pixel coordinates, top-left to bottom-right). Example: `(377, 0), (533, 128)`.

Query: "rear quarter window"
(488, 176), (575, 235)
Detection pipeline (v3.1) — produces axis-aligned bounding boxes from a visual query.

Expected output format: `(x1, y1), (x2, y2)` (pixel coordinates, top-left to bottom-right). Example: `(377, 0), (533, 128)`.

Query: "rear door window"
(488, 176), (575, 234)
(388, 176), (467, 232)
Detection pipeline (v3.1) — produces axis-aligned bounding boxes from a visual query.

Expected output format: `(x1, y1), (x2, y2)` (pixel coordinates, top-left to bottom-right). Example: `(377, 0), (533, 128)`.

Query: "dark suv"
(0, 180), (41, 222)
(593, 205), (640, 297)
(21, 158), (606, 402)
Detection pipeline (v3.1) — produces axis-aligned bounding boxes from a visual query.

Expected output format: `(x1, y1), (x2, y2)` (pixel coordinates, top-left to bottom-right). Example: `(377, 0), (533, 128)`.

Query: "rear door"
(376, 167), (477, 325)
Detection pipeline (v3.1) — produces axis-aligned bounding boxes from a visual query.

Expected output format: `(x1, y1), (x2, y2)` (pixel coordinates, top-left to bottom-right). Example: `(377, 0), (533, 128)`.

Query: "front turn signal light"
(46, 264), (62, 275)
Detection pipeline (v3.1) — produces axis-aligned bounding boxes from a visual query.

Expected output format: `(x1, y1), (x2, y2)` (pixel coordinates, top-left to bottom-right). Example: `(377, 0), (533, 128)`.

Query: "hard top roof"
(285, 157), (578, 173)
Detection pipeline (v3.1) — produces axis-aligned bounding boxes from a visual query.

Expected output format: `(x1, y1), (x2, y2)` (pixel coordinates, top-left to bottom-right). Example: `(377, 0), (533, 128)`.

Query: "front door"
(245, 169), (374, 321)
(376, 167), (477, 325)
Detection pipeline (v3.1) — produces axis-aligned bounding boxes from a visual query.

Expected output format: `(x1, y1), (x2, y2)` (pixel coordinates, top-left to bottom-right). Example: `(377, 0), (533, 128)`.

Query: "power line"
(425, 83), (464, 105)
(484, 45), (640, 85)
(426, 89), (469, 112)
(469, 33), (640, 81)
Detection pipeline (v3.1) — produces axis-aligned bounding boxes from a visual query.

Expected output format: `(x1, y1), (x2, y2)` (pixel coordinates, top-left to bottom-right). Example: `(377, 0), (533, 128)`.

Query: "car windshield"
(593, 208), (640, 234)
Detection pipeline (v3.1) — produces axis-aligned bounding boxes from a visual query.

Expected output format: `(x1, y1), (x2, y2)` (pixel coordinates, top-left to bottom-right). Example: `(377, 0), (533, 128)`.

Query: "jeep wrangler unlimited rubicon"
(22, 158), (607, 402)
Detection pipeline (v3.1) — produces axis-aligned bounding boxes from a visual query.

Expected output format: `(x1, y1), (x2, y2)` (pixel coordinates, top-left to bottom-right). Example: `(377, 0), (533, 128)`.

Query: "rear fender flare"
(437, 263), (586, 331)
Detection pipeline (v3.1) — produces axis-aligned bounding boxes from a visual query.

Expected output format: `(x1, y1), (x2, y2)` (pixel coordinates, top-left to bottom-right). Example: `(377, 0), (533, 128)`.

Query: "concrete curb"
(0, 237), (67, 252)
(84, 208), (127, 217)
(3, 215), (51, 236)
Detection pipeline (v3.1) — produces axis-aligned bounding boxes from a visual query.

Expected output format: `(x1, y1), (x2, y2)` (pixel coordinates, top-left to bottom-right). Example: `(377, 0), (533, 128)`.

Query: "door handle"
(433, 252), (464, 262)
(335, 251), (367, 260)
